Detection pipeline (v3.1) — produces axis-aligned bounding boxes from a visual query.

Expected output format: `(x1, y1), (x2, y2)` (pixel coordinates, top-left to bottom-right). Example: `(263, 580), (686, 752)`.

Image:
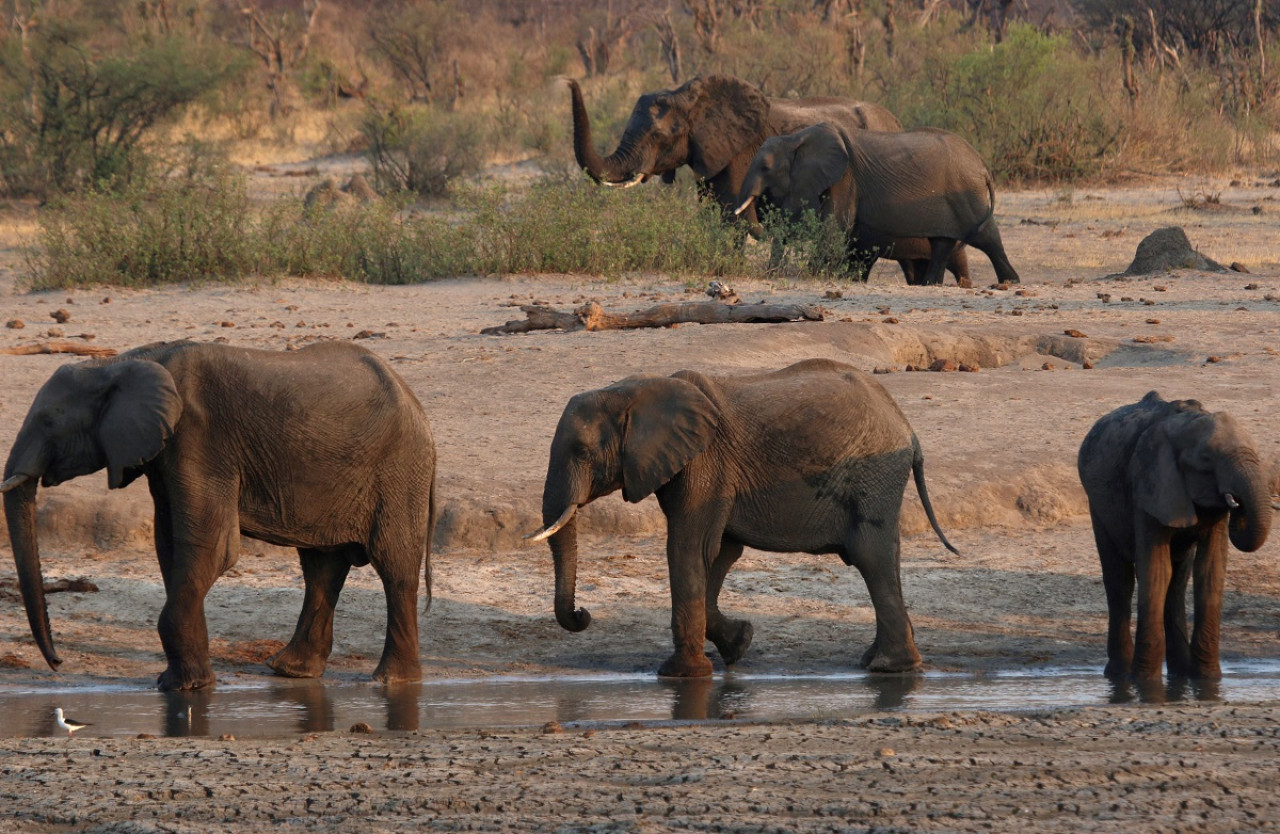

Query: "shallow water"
(5, 661), (1280, 738)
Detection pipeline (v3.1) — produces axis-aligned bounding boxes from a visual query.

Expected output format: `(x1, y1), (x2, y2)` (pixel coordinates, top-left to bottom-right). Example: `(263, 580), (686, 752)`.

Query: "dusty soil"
(1, 169), (1279, 831)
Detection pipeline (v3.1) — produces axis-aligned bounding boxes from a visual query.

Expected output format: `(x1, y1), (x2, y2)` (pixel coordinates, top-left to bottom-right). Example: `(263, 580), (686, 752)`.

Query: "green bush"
(360, 103), (489, 197)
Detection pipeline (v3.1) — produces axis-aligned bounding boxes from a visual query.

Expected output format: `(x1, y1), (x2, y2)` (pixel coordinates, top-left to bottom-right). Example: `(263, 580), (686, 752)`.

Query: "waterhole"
(6, 661), (1280, 738)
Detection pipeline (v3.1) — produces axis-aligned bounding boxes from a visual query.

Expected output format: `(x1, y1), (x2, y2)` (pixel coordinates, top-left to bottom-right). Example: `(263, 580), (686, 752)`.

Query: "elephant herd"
(0, 75), (1272, 693)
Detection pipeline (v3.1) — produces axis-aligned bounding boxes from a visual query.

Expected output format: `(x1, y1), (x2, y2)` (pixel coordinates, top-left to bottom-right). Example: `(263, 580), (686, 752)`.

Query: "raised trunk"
(568, 78), (643, 185)
(1227, 464), (1272, 553)
(3, 478), (61, 669)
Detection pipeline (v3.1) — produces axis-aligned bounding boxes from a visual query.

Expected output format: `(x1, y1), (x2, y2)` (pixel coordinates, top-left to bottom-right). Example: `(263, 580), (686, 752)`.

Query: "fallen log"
(0, 341), (117, 357)
(482, 300), (825, 335)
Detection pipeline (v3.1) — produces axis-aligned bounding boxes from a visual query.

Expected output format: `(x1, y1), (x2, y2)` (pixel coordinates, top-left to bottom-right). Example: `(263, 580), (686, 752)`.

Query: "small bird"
(54, 707), (90, 736)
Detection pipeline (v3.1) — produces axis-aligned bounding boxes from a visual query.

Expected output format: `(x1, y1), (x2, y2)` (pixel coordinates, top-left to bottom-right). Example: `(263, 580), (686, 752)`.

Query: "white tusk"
(602, 173), (645, 189)
(734, 196), (755, 216)
(1225, 493), (1240, 509)
(0, 473), (31, 493)
(523, 504), (578, 544)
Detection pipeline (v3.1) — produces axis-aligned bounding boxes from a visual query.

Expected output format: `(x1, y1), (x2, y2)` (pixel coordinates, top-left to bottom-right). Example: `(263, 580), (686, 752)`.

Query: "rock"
(51, 308), (71, 323)
(349, 722), (373, 734)
(5, 318), (23, 329)
(1123, 226), (1227, 274)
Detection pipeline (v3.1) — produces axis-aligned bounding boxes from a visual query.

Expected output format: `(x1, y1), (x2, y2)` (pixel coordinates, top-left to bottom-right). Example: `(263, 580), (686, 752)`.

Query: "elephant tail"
(911, 434), (960, 556)
(423, 476), (437, 611)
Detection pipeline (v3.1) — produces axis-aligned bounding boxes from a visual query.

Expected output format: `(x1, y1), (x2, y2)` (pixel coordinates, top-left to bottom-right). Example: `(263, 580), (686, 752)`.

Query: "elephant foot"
(156, 663), (216, 692)
(371, 654), (423, 684)
(710, 620), (754, 666)
(956, 277), (972, 289)
(657, 651), (714, 679)
(266, 646), (328, 679)
(860, 642), (922, 674)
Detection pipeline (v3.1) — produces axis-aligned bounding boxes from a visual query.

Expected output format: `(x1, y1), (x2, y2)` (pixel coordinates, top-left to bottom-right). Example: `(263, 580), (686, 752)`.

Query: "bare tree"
(577, 1), (634, 76)
(654, 5), (682, 83)
(242, 0), (322, 118)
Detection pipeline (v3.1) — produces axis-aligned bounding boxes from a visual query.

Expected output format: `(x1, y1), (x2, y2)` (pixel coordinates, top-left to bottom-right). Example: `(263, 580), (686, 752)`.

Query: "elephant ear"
(786, 124), (851, 214)
(619, 377), (718, 503)
(685, 76), (770, 179)
(97, 359), (183, 489)
(1132, 416), (1198, 528)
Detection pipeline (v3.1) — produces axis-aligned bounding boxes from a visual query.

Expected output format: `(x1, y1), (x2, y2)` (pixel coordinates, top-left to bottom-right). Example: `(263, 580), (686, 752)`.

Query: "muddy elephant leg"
(969, 221), (1021, 284)
(1093, 516), (1136, 679)
(369, 535), (425, 684)
(267, 546), (354, 679)
(844, 523), (921, 673)
(1190, 523), (1227, 680)
(1163, 543), (1195, 678)
(1132, 525), (1172, 681)
(919, 238), (954, 286)
(155, 523), (238, 691)
(947, 245), (972, 288)
(658, 520), (717, 678)
(705, 539), (752, 666)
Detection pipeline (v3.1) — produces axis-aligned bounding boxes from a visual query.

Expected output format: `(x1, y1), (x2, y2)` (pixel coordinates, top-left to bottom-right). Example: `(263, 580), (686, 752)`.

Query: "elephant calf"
(2, 340), (437, 691)
(1078, 392), (1272, 682)
(735, 123), (1020, 287)
(528, 358), (958, 677)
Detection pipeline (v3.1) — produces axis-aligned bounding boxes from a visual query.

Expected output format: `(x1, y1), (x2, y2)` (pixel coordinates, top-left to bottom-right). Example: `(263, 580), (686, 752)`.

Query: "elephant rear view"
(2, 340), (437, 691)
(527, 358), (958, 678)
(1078, 391), (1272, 683)
(735, 123), (1020, 287)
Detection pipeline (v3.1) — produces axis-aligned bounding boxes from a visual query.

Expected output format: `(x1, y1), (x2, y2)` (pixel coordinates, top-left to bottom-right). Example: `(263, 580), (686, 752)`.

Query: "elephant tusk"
(1225, 493), (1240, 509)
(524, 504), (578, 544)
(602, 173), (645, 189)
(0, 473), (30, 493)
(733, 196), (755, 216)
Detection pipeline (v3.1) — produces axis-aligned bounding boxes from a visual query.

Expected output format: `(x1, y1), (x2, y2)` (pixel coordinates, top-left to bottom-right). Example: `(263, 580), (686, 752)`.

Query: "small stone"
(1231, 262), (1251, 273)
(1097, 293), (1111, 303)
(50, 308), (70, 323)
(1042, 362), (1055, 370)
(958, 363), (980, 372)
(136, 733), (157, 740)
(1064, 329), (1088, 338)
(5, 319), (23, 329)
(877, 748), (895, 757)
(882, 316), (899, 324)
(1014, 289), (1035, 297)
(1206, 355), (1222, 363)
(1082, 361), (1095, 369)
(872, 366), (895, 375)
(218, 734), (235, 741)
(46, 327), (63, 337)
(1153, 285), (1167, 291)
(823, 289), (843, 299)
(349, 722), (373, 734)
(1245, 283), (1261, 290)
(100, 297), (111, 304)
(543, 721), (563, 734)
(1146, 318), (1161, 324)
(219, 321), (235, 328)
(929, 358), (958, 372)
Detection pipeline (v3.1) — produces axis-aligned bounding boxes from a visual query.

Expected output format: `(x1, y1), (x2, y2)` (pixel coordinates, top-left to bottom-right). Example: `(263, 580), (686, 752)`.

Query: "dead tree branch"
(482, 300), (825, 335)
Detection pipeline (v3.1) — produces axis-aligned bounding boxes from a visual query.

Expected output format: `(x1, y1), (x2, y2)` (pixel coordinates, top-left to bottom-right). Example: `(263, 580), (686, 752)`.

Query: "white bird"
(54, 707), (90, 736)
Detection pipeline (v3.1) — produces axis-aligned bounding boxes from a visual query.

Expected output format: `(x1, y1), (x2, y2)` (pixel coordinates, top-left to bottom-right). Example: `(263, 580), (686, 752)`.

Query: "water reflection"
(2, 661), (1278, 739)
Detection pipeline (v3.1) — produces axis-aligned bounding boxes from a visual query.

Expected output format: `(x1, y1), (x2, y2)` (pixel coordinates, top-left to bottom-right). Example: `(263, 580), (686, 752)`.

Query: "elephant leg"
(1132, 524), (1172, 681)
(1163, 542), (1196, 678)
(968, 222), (1021, 284)
(705, 539), (752, 666)
(658, 519), (717, 679)
(897, 258), (924, 285)
(1093, 514), (1135, 679)
(368, 530), (426, 684)
(947, 246), (972, 288)
(843, 521), (921, 673)
(267, 546), (354, 679)
(1189, 523), (1228, 680)
(919, 238), (953, 286)
(155, 521), (238, 692)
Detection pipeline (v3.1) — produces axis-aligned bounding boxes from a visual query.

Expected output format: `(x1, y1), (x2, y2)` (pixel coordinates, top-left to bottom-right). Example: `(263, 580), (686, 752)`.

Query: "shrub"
(360, 103), (489, 197)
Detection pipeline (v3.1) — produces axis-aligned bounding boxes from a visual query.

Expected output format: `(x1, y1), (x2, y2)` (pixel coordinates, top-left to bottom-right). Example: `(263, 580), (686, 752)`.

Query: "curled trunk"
(3, 477), (61, 669)
(549, 514), (591, 632)
(1227, 464), (1272, 553)
(568, 79), (644, 185)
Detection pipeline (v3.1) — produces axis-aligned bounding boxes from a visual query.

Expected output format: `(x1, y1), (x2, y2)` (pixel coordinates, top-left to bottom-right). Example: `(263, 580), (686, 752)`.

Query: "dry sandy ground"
(1, 170), (1279, 831)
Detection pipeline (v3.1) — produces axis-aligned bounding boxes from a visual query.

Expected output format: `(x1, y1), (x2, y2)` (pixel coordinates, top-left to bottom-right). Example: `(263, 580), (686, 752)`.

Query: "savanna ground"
(1, 165), (1280, 831)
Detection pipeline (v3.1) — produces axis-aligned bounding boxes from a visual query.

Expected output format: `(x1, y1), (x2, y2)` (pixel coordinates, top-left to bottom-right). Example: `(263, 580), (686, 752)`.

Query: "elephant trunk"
(2, 471), (61, 670)
(569, 79), (646, 186)
(549, 513), (591, 632)
(1225, 462), (1272, 553)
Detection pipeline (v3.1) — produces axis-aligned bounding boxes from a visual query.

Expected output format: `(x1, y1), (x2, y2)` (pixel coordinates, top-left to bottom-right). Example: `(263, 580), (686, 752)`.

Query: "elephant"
(2, 340), (437, 691)
(734, 123), (1021, 287)
(568, 75), (969, 285)
(526, 358), (958, 678)
(1078, 391), (1273, 682)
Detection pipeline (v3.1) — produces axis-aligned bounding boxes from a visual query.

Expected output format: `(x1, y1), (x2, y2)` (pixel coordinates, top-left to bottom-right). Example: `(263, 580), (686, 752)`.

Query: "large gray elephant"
(527, 358), (958, 678)
(2, 340), (437, 691)
(1078, 391), (1273, 682)
(735, 123), (1020, 286)
(568, 75), (968, 285)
